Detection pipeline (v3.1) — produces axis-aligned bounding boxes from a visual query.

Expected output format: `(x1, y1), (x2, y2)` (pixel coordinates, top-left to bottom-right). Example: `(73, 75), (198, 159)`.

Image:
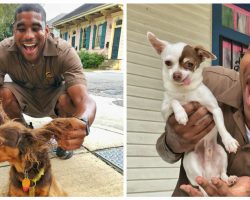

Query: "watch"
(80, 116), (90, 136)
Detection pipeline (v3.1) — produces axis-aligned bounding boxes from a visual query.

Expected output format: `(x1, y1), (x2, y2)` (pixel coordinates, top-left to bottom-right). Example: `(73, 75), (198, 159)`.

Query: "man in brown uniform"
(0, 4), (96, 159)
(156, 49), (250, 196)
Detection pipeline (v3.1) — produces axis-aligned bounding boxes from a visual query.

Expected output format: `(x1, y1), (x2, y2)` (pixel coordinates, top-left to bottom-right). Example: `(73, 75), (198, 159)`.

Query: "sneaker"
(25, 122), (34, 129)
(56, 147), (73, 160)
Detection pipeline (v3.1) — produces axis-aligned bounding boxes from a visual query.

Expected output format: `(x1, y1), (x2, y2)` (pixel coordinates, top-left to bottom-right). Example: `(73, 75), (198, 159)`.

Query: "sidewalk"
(0, 94), (124, 196)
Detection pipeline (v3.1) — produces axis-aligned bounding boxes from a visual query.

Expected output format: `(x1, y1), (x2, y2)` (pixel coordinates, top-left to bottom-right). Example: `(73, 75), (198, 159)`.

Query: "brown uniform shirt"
(0, 36), (86, 117)
(0, 36), (86, 89)
(156, 66), (248, 196)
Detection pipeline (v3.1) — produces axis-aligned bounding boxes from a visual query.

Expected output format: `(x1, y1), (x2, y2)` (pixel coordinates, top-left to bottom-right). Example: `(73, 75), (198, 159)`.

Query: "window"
(116, 19), (122, 26)
(63, 32), (68, 41)
(83, 28), (86, 48)
(71, 30), (76, 48)
(212, 4), (250, 71)
(95, 24), (103, 47)
(222, 4), (249, 35)
(221, 38), (248, 71)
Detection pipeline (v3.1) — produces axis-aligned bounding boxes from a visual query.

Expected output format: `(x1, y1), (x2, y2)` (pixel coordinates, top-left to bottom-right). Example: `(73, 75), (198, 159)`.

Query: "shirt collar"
(7, 36), (58, 56)
(43, 36), (58, 56)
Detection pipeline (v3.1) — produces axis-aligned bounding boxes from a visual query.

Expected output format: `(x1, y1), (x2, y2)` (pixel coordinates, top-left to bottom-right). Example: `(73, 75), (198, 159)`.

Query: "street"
(86, 71), (123, 131)
(86, 71), (123, 106)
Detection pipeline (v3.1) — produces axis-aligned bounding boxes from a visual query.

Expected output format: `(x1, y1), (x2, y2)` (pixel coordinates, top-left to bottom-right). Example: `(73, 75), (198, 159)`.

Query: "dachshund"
(0, 110), (85, 196)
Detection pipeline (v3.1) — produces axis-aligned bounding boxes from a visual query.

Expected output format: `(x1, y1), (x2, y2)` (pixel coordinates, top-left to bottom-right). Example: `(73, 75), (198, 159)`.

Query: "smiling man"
(156, 48), (250, 196)
(0, 4), (96, 159)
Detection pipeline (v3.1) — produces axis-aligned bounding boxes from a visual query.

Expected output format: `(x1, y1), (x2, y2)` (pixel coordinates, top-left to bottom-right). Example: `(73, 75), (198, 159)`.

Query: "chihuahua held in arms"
(147, 32), (239, 196)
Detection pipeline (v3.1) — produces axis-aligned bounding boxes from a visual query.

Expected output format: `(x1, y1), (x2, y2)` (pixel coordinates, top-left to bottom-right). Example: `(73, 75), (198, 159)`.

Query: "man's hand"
(180, 176), (250, 196)
(166, 102), (215, 153)
(52, 118), (87, 150)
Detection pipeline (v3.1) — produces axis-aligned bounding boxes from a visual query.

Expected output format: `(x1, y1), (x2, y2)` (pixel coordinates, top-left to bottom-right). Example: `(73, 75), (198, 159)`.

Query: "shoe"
(56, 147), (73, 160)
(25, 122), (34, 129)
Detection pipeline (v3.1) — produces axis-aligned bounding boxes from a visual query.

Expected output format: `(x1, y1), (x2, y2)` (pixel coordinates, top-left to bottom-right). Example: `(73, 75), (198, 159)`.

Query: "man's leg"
(55, 93), (77, 117)
(0, 87), (26, 124)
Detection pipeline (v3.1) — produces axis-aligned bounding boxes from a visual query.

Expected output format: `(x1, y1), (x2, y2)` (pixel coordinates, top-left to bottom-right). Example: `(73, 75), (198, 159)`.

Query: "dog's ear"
(147, 32), (167, 55)
(0, 127), (21, 147)
(32, 128), (53, 142)
(194, 46), (217, 61)
(17, 131), (35, 155)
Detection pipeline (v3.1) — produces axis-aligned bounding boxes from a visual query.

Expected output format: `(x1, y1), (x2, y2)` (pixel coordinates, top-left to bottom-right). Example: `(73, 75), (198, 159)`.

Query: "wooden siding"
(127, 4), (212, 197)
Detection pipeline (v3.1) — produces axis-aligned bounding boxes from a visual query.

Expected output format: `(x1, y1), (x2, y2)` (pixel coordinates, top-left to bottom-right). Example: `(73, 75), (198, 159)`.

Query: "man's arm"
(56, 45), (96, 149)
(56, 84), (96, 150)
(67, 84), (96, 125)
(156, 102), (214, 163)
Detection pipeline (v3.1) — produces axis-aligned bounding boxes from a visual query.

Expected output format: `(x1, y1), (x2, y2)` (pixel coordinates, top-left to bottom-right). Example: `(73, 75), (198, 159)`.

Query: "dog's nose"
(173, 72), (182, 82)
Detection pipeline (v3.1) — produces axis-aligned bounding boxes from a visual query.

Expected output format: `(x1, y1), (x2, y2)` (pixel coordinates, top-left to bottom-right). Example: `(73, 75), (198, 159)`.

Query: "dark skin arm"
(168, 102), (250, 196)
(166, 102), (215, 153)
(57, 84), (96, 150)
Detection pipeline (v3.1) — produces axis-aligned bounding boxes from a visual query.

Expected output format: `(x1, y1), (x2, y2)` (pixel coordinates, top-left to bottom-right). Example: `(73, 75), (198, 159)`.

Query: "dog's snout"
(173, 72), (182, 82)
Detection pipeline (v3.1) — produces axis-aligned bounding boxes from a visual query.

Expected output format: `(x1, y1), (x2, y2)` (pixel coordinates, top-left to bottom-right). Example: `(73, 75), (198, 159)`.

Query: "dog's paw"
(220, 174), (238, 186)
(175, 111), (188, 125)
(222, 135), (239, 153)
(227, 175), (238, 186)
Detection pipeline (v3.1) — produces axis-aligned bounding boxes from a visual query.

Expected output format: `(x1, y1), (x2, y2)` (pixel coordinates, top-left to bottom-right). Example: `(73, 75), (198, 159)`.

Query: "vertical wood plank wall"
(127, 4), (212, 197)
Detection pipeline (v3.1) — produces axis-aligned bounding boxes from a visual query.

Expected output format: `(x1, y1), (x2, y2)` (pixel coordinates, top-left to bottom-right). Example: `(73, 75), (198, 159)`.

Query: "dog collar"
(22, 167), (45, 196)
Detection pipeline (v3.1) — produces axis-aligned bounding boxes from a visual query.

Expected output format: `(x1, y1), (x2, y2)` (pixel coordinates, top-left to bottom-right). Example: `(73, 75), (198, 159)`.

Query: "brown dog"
(0, 115), (84, 196)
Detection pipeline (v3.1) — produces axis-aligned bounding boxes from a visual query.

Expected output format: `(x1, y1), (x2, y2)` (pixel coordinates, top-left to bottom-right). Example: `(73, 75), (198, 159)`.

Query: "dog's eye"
(185, 62), (194, 69)
(165, 60), (172, 66)
(188, 62), (194, 68)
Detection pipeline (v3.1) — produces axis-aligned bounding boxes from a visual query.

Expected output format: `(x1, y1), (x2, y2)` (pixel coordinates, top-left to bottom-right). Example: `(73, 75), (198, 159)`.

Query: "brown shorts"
(3, 82), (66, 118)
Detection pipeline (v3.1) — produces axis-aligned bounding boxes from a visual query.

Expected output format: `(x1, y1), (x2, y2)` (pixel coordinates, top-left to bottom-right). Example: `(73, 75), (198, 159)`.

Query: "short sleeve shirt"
(0, 36), (86, 90)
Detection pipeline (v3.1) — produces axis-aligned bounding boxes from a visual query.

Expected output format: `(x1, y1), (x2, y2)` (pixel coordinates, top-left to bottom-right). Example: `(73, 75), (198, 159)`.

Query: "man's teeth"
(24, 44), (36, 47)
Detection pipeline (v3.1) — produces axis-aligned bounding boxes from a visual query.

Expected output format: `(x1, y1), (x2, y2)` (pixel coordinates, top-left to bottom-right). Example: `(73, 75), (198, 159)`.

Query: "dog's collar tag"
(22, 178), (30, 192)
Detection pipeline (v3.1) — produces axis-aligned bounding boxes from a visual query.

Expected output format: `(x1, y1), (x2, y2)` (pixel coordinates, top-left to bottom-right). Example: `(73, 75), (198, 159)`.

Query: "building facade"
(53, 4), (123, 69)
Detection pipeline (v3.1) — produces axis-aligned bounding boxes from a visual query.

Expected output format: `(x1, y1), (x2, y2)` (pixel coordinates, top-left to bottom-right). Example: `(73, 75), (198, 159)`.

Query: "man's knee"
(0, 88), (17, 103)
(55, 94), (75, 117)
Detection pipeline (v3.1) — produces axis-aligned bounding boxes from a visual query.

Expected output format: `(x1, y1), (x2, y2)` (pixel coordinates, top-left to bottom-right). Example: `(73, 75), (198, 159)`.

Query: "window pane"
(95, 24), (103, 47)
(222, 40), (231, 68)
(232, 44), (241, 71)
(236, 12), (248, 34)
(222, 5), (234, 29)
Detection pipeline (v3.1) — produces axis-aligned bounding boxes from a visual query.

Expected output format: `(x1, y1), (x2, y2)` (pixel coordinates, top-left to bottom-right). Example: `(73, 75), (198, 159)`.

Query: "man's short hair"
(14, 4), (46, 23)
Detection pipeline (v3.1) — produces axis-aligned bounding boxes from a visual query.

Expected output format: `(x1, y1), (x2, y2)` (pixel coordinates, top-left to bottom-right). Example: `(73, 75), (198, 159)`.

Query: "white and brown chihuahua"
(147, 32), (239, 196)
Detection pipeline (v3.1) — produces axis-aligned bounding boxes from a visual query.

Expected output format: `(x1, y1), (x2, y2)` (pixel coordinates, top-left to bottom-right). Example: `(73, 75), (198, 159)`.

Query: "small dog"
(0, 107), (84, 196)
(147, 32), (239, 196)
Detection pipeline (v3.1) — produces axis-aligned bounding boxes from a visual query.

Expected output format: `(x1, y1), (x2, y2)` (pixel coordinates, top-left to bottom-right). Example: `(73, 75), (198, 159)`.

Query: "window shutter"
(79, 28), (83, 50)
(92, 25), (97, 49)
(85, 26), (91, 50)
(64, 32), (68, 41)
(100, 21), (107, 48)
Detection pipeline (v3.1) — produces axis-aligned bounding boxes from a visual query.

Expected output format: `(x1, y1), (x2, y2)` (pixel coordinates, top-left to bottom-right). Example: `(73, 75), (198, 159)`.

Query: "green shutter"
(92, 25), (97, 49)
(85, 26), (91, 50)
(64, 32), (68, 41)
(100, 21), (107, 48)
(79, 28), (83, 50)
